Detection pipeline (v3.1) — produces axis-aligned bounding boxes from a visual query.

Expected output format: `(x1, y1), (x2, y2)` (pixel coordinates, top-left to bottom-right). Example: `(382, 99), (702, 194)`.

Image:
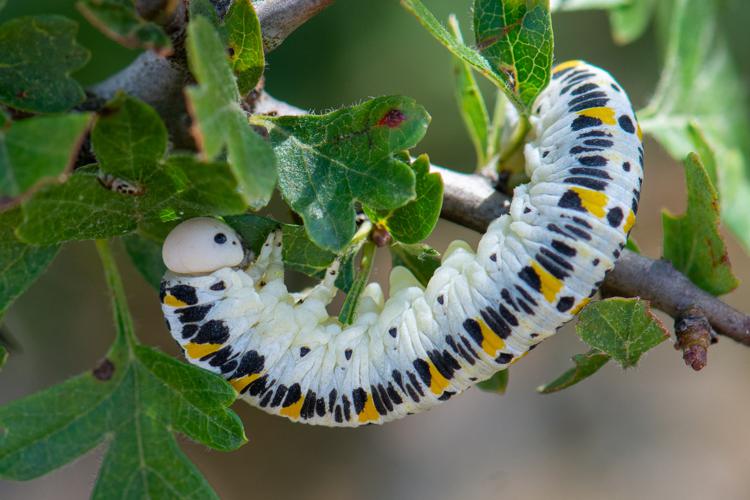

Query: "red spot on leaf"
(378, 108), (406, 128)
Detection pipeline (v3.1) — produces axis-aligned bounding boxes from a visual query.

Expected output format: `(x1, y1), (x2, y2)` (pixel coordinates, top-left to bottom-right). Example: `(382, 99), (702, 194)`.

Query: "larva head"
(162, 217), (244, 274)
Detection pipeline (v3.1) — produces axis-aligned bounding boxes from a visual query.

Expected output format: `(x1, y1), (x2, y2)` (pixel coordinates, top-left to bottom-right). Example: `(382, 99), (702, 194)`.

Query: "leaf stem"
(499, 113), (530, 165)
(95, 240), (137, 348)
(338, 240), (377, 325)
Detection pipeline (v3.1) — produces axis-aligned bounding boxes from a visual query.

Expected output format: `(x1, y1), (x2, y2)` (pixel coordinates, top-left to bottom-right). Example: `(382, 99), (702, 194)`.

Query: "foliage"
(0, 241), (245, 496)
(77, 0), (172, 54)
(0, 0), (746, 495)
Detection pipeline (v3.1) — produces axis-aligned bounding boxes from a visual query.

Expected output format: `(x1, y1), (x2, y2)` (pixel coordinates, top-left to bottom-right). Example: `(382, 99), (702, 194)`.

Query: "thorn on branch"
(674, 307), (715, 371)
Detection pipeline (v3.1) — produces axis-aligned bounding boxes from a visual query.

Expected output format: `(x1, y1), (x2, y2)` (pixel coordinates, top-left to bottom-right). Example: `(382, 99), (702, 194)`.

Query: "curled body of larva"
(160, 61), (644, 427)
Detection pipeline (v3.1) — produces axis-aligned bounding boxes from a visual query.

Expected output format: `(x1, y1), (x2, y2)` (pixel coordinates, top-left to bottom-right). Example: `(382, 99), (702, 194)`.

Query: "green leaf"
(0, 113), (92, 203)
(365, 155), (443, 244)
(537, 349), (610, 394)
(122, 232), (166, 290)
(639, 0), (750, 251)
(476, 369), (509, 395)
(92, 92), (167, 180)
(0, 241), (245, 495)
(258, 96), (429, 251)
(77, 0), (172, 54)
(19, 156), (247, 244)
(18, 95), (247, 244)
(473, 0), (554, 109)
(225, 0), (264, 94)
(624, 238), (640, 253)
(609, 0), (655, 45)
(0, 209), (58, 319)
(662, 149), (738, 295)
(400, 0), (522, 110)
(390, 242), (441, 288)
(550, 0), (627, 11)
(576, 298), (669, 368)
(448, 15), (490, 166)
(0, 16), (90, 113)
(186, 15), (276, 210)
(225, 214), (355, 292)
(0, 345), (6, 371)
(338, 242), (376, 325)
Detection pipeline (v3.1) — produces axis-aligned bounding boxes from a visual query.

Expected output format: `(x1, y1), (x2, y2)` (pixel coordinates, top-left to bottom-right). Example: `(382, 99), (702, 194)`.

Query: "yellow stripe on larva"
(530, 261), (563, 303)
(577, 106), (616, 125)
(184, 342), (222, 359)
(571, 187), (608, 218)
(280, 397), (304, 419)
(553, 60), (582, 73)
(164, 294), (188, 308)
(230, 373), (262, 393)
(571, 298), (590, 315)
(477, 318), (506, 356)
(624, 210), (636, 233)
(427, 361), (451, 395)
(358, 394), (380, 423)
(637, 122), (643, 141)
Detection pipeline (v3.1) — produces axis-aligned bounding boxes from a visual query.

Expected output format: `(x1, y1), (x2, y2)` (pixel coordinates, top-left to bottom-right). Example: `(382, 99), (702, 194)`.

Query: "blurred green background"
(2, 1), (750, 499)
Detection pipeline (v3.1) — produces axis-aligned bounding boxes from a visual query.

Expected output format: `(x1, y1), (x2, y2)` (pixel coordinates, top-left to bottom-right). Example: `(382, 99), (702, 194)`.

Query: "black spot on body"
(345, 349), (352, 360)
(352, 388), (367, 414)
(571, 115), (601, 131)
(622, 161), (631, 172)
(607, 207), (624, 227)
(168, 285), (198, 305)
(389, 327), (397, 338)
(578, 155), (608, 167)
(618, 115), (636, 133)
(556, 296), (575, 312)
(210, 281), (226, 291)
(271, 385), (288, 407)
(300, 346), (310, 357)
(181, 324), (198, 339)
(176, 304), (212, 324)
(282, 383), (302, 408)
(194, 320), (230, 344)
(570, 98), (609, 112)
(495, 353), (514, 364)
(565, 177), (607, 191)
(551, 239), (577, 257)
(558, 190), (585, 212)
(519, 266), (542, 292)
(413, 359), (432, 386)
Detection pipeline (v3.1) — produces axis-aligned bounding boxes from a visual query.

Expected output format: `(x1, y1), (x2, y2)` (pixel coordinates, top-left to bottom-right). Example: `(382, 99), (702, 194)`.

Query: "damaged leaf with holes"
(662, 132), (738, 296)
(0, 241), (245, 498)
(17, 95), (247, 244)
(576, 298), (669, 368)
(473, 0), (553, 109)
(257, 96), (429, 252)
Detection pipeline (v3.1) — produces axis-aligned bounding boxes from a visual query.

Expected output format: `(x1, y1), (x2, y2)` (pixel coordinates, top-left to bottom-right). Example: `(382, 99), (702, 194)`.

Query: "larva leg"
(246, 230), (280, 282)
(263, 230), (285, 282)
(304, 260), (341, 305)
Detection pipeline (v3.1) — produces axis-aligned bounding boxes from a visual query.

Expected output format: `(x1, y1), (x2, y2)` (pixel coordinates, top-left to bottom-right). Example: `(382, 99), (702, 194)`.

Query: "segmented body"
(161, 61), (644, 427)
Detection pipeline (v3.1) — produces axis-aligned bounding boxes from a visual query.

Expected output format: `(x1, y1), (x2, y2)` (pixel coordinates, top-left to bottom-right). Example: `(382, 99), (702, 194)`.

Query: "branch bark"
(83, 0), (750, 346)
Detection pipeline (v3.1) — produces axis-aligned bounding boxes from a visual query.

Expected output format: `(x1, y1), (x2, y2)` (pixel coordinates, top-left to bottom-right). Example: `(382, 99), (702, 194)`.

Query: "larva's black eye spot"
(214, 233), (227, 244)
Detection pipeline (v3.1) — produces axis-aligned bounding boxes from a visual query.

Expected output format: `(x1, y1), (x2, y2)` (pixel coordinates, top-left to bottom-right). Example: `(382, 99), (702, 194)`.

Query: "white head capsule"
(162, 217), (244, 274)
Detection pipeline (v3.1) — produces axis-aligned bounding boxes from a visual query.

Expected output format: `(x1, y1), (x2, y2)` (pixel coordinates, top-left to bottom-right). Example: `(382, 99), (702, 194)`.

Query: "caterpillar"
(160, 61), (643, 427)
